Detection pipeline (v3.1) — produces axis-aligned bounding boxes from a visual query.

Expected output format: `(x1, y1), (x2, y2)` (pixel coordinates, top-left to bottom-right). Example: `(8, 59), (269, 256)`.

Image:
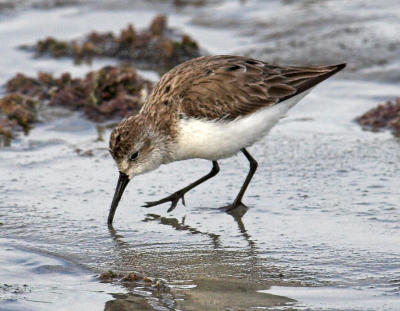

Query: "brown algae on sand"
(22, 15), (201, 69)
(47, 66), (152, 121)
(5, 66), (152, 121)
(356, 98), (400, 136)
(0, 116), (17, 146)
(98, 270), (166, 293)
(0, 94), (38, 128)
(98, 270), (146, 283)
(0, 66), (152, 145)
(0, 94), (38, 146)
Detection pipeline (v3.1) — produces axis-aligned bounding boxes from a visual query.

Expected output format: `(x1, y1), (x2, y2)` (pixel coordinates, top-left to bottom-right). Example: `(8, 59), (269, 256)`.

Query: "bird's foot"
(143, 191), (186, 212)
(222, 201), (248, 216)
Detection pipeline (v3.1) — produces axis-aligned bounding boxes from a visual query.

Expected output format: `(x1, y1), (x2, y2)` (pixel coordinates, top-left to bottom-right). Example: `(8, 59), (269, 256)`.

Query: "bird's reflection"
(145, 207), (258, 257)
(107, 223), (130, 250)
(106, 207), (261, 309)
(107, 206), (260, 282)
(227, 206), (256, 251)
(108, 206), (257, 253)
(143, 213), (221, 248)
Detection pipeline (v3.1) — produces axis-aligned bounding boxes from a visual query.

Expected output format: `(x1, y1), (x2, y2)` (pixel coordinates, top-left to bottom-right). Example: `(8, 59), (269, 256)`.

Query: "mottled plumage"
(144, 55), (343, 120)
(107, 55), (345, 224)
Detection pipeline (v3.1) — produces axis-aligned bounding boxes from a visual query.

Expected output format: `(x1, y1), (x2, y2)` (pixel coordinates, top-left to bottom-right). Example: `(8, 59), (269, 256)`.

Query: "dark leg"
(226, 148), (258, 211)
(143, 161), (220, 212)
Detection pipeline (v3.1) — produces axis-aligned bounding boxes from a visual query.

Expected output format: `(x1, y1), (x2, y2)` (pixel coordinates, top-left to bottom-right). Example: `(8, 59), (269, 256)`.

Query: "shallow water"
(0, 239), (127, 311)
(1, 1), (400, 310)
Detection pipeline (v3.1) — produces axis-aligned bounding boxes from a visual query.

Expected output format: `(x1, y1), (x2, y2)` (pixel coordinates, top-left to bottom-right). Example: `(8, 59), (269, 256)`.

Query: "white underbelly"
(173, 91), (310, 161)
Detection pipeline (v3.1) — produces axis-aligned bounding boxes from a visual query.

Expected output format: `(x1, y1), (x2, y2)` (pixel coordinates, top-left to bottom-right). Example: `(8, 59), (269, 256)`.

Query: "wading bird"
(108, 55), (345, 224)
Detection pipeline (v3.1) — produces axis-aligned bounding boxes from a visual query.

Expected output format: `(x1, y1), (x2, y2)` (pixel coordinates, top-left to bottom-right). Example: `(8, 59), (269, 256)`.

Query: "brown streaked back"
(142, 55), (346, 121)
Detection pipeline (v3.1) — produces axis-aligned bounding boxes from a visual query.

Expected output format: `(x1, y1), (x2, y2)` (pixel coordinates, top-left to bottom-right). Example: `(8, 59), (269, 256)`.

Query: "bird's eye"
(129, 151), (139, 161)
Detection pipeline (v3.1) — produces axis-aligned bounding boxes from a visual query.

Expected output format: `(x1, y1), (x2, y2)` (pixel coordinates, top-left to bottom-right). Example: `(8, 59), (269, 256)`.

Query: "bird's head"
(107, 115), (166, 224)
(109, 116), (166, 177)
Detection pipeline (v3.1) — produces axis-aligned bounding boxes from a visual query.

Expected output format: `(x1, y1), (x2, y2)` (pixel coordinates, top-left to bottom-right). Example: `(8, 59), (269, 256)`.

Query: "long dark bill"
(108, 172), (130, 225)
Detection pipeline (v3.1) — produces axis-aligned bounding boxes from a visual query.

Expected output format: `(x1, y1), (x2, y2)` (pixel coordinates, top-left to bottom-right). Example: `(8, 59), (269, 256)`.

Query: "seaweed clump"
(23, 15), (201, 70)
(356, 98), (400, 136)
(6, 72), (58, 99)
(0, 94), (38, 146)
(98, 270), (166, 292)
(0, 115), (17, 147)
(0, 66), (152, 145)
(4, 66), (152, 122)
(48, 66), (152, 121)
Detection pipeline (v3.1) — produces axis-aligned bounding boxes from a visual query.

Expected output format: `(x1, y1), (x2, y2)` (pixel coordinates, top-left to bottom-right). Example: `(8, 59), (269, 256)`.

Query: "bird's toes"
(143, 201), (158, 208)
(167, 199), (179, 213)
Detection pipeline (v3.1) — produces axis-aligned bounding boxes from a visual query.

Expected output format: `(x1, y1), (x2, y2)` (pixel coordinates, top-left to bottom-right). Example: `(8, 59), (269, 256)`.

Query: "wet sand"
(1, 1), (400, 310)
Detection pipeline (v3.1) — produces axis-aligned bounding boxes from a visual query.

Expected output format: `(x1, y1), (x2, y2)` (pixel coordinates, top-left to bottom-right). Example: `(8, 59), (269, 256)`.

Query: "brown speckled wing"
(147, 55), (345, 120)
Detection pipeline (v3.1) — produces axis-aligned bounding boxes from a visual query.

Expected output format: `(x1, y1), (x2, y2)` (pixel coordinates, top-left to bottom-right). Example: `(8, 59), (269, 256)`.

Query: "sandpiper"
(107, 55), (345, 224)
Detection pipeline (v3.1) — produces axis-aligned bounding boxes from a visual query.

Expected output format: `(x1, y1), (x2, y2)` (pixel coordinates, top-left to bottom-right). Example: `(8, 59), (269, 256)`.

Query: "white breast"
(173, 91), (310, 161)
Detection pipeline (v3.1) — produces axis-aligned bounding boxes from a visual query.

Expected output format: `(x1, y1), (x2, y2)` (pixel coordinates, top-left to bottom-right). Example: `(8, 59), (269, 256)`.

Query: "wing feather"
(144, 55), (345, 120)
